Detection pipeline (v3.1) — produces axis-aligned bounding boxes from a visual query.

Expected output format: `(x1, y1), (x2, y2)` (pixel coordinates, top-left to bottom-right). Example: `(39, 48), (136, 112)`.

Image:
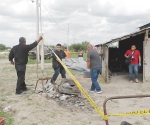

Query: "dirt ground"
(0, 58), (150, 125)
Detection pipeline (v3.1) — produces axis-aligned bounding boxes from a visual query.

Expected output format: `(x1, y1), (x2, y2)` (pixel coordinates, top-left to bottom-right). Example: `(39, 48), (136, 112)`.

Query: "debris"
(59, 94), (70, 101)
(78, 102), (85, 106)
(44, 82), (57, 98)
(59, 80), (80, 95)
(121, 121), (132, 125)
(35, 88), (43, 93)
(133, 121), (144, 125)
(42, 93), (48, 98)
(31, 123), (38, 125)
(3, 106), (11, 112)
(36, 79), (87, 110)
(47, 93), (53, 98)
(75, 101), (81, 104)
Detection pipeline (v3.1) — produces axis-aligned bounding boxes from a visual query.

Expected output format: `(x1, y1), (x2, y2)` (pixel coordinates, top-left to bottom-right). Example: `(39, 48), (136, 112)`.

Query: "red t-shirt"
(125, 50), (141, 64)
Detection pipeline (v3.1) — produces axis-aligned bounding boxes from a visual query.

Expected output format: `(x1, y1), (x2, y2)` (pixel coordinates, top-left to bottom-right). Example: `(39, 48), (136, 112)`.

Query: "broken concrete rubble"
(58, 79), (81, 96)
(41, 79), (81, 98)
(121, 121), (132, 125)
(59, 83), (80, 96)
(36, 79), (89, 110)
(59, 94), (70, 101)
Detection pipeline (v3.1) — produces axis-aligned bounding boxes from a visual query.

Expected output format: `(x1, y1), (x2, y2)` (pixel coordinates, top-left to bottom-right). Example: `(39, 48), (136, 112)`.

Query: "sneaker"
(51, 79), (56, 85)
(130, 80), (134, 83)
(97, 91), (102, 94)
(135, 79), (139, 83)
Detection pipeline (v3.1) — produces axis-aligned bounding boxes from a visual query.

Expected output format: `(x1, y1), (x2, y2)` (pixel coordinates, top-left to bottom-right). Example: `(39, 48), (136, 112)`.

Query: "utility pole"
(67, 23), (70, 50)
(36, 0), (40, 62)
(39, 0), (44, 71)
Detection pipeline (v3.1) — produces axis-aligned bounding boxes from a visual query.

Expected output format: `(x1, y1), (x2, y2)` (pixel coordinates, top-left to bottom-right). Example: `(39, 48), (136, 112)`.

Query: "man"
(124, 45), (141, 83)
(87, 44), (102, 94)
(51, 44), (66, 84)
(9, 36), (43, 94)
(78, 48), (83, 58)
(64, 47), (70, 58)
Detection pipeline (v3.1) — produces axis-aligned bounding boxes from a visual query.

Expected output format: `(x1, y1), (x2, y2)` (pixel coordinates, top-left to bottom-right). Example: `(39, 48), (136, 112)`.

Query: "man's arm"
(138, 50), (142, 67)
(87, 52), (91, 69)
(139, 56), (141, 63)
(87, 58), (91, 69)
(62, 51), (66, 58)
(9, 48), (14, 65)
(26, 36), (43, 51)
(124, 50), (129, 58)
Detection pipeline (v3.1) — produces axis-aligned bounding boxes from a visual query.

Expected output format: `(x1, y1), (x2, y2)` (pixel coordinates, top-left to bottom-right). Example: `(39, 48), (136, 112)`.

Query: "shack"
(96, 23), (150, 83)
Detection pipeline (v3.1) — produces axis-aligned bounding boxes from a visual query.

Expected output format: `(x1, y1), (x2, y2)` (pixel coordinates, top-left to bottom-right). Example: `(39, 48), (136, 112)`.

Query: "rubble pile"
(36, 79), (91, 110)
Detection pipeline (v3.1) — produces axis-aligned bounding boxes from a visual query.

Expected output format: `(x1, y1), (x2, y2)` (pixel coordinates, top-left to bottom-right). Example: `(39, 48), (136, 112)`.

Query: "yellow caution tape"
(52, 52), (107, 120)
(108, 109), (150, 117)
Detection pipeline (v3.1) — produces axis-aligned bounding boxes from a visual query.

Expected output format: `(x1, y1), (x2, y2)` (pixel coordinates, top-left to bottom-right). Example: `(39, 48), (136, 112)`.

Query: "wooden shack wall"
(143, 30), (150, 82)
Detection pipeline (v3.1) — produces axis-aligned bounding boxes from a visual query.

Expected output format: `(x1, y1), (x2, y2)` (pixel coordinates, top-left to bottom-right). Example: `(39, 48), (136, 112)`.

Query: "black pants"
(15, 64), (27, 92)
(52, 66), (66, 81)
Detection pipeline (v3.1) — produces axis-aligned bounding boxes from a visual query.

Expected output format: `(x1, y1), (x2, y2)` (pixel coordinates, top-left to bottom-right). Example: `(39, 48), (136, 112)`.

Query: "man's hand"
(125, 55), (130, 58)
(10, 60), (14, 65)
(138, 62), (141, 67)
(37, 36), (43, 43)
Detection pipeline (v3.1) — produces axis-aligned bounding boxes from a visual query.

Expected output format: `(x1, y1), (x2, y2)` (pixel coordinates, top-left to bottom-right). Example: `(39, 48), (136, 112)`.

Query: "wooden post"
(105, 45), (109, 82)
(143, 29), (150, 82)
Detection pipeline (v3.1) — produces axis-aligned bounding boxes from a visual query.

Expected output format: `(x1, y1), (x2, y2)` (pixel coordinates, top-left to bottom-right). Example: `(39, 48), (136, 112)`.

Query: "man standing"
(9, 36), (43, 94)
(51, 44), (66, 84)
(87, 44), (102, 94)
(64, 47), (71, 58)
(124, 45), (141, 83)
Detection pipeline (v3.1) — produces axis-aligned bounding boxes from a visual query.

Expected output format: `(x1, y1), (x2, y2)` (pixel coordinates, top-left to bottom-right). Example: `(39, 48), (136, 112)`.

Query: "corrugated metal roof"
(139, 23), (150, 30)
(102, 27), (150, 45)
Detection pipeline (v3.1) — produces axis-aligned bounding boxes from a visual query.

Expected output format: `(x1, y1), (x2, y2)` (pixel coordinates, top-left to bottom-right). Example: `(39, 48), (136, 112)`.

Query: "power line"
(41, 1), (67, 34)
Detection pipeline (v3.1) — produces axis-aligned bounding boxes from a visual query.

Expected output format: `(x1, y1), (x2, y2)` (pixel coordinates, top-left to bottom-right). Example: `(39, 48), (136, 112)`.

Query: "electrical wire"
(41, 1), (67, 34)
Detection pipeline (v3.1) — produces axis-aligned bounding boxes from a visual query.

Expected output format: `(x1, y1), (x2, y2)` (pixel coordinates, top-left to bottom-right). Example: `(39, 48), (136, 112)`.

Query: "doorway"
(108, 33), (144, 82)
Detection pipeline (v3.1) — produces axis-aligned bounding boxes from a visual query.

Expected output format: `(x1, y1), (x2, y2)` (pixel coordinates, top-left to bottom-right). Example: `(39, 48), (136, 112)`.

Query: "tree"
(69, 41), (90, 52)
(82, 41), (90, 46)
(0, 44), (6, 51)
(69, 43), (86, 52)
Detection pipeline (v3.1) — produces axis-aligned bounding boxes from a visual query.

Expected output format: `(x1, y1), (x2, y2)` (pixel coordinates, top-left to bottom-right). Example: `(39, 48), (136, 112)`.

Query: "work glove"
(138, 63), (141, 67)
(126, 56), (130, 58)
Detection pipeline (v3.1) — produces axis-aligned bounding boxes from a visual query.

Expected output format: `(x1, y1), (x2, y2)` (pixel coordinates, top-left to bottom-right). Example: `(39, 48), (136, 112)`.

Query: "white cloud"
(0, 0), (150, 47)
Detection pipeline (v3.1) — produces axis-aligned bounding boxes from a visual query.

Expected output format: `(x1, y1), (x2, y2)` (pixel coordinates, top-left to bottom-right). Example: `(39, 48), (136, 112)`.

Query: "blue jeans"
(52, 66), (66, 81)
(129, 64), (138, 80)
(90, 67), (101, 92)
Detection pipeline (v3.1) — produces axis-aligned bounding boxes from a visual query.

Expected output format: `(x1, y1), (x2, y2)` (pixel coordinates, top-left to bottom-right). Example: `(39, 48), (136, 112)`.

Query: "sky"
(0, 0), (150, 47)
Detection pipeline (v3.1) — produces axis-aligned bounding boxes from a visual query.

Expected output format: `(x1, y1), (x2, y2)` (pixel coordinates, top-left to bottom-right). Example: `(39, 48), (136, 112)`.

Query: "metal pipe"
(103, 95), (150, 125)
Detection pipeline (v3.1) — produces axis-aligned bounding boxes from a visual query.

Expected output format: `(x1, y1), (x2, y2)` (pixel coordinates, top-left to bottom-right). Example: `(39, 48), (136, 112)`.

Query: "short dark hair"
(131, 45), (136, 47)
(56, 44), (61, 47)
(19, 37), (26, 44)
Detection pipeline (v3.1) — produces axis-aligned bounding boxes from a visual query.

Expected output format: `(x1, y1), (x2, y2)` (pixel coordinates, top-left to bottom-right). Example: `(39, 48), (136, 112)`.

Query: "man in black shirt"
(9, 36), (43, 94)
(51, 44), (66, 84)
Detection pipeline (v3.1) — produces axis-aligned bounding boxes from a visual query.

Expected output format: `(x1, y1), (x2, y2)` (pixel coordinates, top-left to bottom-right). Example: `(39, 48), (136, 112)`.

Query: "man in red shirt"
(124, 45), (141, 83)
